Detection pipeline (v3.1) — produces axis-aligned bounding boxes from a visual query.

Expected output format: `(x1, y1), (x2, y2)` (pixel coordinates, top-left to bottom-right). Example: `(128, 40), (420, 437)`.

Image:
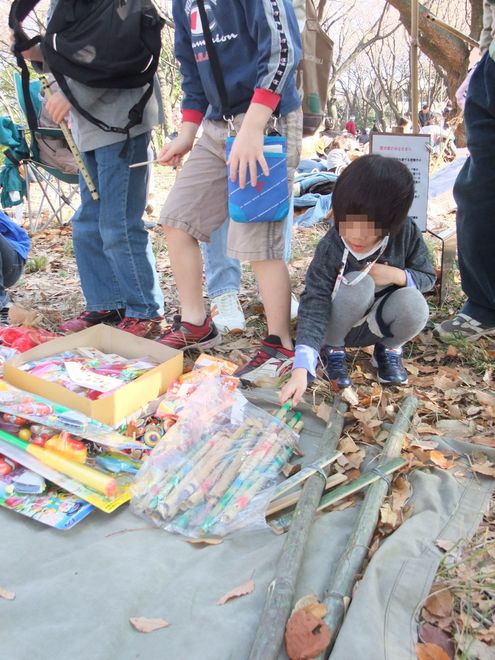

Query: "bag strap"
(196, 0), (231, 117)
(9, 0), (43, 146)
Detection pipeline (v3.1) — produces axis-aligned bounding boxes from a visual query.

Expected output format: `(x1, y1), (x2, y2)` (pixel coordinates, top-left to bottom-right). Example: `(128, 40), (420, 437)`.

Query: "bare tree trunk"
(387, 0), (471, 144)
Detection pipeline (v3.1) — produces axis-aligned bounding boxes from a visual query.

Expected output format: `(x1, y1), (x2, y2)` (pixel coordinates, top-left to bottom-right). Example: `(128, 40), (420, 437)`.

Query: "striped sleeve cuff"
(181, 109), (204, 125)
(293, 344), (319, 380)
(251, 88), (281, 111)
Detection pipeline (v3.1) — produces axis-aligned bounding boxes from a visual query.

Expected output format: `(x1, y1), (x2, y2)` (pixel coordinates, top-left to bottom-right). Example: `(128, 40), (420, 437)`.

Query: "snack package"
(131, 377), (298, 539)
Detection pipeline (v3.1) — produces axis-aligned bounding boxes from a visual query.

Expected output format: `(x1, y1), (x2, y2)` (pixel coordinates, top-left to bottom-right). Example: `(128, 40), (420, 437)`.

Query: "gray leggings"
(324, 272), (429, 349)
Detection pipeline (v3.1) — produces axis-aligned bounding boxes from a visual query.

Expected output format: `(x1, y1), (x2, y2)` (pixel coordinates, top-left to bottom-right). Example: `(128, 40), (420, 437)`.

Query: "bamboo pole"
(320, 395), (418, 658)
(248, 396), (348, 660)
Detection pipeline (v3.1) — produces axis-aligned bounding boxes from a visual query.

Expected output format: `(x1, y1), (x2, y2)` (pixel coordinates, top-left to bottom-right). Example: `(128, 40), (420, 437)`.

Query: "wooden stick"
(40, 76), (99, 200)
(248, 396), (348, 660)
(320, 395), (417, 658)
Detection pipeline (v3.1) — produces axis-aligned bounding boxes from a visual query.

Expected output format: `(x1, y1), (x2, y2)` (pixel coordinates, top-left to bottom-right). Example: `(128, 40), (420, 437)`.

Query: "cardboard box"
(4, 325), (183, 427)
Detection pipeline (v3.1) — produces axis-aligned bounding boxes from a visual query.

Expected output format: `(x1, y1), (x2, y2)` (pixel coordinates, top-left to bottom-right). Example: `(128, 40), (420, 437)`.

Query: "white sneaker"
(290, 293), (299, 320)
(210, 292), (246, 333)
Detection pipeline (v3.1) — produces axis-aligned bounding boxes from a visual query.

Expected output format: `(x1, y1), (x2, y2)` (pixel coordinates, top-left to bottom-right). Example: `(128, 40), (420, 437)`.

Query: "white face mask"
(342, 235), (389, 260)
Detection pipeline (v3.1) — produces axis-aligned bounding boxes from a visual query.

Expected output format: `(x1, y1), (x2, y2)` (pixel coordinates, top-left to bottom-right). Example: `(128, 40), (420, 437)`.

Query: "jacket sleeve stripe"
(259, 0), (296, 93)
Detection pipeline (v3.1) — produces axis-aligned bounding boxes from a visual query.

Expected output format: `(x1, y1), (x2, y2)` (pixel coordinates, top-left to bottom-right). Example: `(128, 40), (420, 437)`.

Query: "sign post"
(370, 133), (430, 231)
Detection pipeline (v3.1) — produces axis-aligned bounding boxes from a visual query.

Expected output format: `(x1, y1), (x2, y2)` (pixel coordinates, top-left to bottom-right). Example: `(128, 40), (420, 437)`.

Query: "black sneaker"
(371, 343), (408, 385)
(320, 345), (351, 389)
(0, 307), (10, 326)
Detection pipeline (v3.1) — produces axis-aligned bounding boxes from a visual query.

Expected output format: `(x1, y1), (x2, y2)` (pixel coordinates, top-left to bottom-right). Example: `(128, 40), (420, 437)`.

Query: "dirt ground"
(4, 162), (495, 659)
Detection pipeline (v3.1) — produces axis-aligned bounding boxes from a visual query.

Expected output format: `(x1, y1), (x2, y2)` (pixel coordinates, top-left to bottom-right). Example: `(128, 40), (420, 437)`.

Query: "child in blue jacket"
(157, 0), (303, 383)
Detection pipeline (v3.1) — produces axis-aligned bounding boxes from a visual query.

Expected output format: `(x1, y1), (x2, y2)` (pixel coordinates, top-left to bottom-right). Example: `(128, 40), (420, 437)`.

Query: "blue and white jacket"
(173, 0), (302, 124)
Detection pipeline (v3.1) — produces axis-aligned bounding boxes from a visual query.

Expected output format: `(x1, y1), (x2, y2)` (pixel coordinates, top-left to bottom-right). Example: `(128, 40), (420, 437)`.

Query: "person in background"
(418, 103), (432, 128)
(420, 113), (457, 157)
(0, 209), (30, 325)
(435, 0), (495, 341)
(345, 115), (357, 136)
(326, 136), (351, 174)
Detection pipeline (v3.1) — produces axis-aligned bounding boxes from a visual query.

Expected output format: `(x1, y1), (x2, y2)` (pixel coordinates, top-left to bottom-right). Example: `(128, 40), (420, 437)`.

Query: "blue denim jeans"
(73, 133), (164, 318)
(202, 201), (295, 299)
(0, 234), (25, 308)
(454, 51), (495, 325)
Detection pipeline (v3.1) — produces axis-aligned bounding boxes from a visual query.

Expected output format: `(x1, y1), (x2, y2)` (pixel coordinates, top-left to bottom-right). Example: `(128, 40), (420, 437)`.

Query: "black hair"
(332, 155), (414, 236)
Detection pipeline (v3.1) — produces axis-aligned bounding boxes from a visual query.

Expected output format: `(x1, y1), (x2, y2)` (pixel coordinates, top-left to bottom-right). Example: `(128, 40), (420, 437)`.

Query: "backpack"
(9, 0), (164, 141)
(296, 0), (333, 137)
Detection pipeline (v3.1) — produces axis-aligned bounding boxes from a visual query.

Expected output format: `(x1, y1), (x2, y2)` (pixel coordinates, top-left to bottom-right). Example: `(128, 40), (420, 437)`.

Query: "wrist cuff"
(182, 109), (204, 125)
(251, 89), (281, 111)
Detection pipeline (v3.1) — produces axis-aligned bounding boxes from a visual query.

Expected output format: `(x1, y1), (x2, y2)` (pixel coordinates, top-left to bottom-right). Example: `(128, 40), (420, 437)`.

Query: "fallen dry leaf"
(435, 419), (476, 438)
(285, 608), (332, 660)
(129, 617), (170, 633)
(217, 578), (254, 605)
(316, 401), (331, 423)
(435, 539), (456, 553)
(424, 589), (454, 619)
(419, 623), (455, 658)
(411, 439), (439, 450)
(391, 476), (412, 511)
(338, 435), (359, 454)
(429, 451), (457, 470)
(8, 304), (39, 326)
(470, 460), (495, 478)
(0, 586), (15, 600)
(293, 595), (328, 620)
(416, 642), (450, 660)
(340, 386), (359, 406)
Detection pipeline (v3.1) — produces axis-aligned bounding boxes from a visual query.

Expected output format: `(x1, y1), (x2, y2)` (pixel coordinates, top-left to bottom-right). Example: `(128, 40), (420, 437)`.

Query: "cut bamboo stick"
(248, 396), (348, 660)
(320, 395), (417, 658)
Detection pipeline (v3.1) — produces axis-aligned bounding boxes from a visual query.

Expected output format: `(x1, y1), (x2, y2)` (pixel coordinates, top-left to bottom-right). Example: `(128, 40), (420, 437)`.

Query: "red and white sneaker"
(59, 309), (124, 333)
(157, 315), (221, 350)
(234, 335), (294, 383)
(116, 317), (163, 339)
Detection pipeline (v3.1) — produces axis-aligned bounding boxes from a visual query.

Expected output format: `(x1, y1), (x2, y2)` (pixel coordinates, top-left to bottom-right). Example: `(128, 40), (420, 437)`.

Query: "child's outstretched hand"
(279, 368), (308, 406)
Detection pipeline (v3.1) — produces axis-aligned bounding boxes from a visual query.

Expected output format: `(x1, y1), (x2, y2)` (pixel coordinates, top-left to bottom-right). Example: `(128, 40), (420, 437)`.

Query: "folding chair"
(12, 73), (80, 233)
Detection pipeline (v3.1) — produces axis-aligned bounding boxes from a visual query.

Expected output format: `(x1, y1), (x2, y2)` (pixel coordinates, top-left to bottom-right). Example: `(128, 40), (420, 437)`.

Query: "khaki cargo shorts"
(159, 108), (302, 261)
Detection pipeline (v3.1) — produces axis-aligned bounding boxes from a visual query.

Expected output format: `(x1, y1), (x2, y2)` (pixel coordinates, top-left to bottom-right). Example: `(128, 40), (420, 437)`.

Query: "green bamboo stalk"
(320, 395), (417, 658)
(248, 396), (348, 660)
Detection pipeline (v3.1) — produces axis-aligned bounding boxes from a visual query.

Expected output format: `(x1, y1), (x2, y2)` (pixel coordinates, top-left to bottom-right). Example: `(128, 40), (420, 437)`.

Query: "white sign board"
(370, 133), (430, 231)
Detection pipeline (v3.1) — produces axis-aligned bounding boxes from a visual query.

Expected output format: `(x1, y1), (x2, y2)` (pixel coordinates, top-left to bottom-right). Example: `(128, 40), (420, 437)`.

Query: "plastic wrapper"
(131, 377), (299, 538)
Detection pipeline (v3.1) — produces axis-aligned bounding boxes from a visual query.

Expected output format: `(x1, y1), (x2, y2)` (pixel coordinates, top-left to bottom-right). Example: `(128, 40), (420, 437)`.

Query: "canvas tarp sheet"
(1, 390), (493, 660)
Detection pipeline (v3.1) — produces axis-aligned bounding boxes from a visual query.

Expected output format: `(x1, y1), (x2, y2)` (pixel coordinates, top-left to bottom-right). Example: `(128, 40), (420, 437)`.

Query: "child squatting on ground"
(280, 155), (437, 406)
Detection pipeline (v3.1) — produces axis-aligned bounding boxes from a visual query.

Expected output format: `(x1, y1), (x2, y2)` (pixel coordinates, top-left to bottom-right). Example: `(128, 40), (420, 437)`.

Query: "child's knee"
(393, 287), (429, 323)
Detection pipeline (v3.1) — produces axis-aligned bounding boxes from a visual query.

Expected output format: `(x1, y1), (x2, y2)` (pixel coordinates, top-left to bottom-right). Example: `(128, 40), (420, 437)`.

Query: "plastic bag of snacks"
(130, 376), (298, 539)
